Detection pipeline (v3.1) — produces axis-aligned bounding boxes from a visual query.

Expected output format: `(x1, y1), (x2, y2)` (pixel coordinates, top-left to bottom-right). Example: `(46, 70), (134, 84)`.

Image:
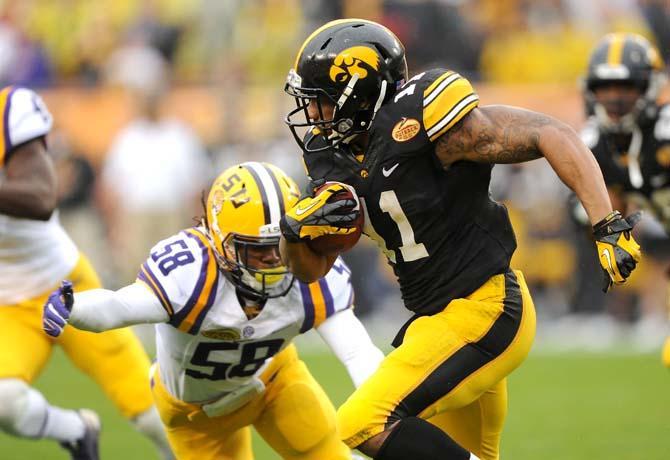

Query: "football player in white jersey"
(43, 162), (384, 460)
(0, 86), (173, 459)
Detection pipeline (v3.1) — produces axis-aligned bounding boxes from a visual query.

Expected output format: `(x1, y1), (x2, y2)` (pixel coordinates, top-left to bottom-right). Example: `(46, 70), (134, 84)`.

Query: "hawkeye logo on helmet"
(329, 46), (380, 83)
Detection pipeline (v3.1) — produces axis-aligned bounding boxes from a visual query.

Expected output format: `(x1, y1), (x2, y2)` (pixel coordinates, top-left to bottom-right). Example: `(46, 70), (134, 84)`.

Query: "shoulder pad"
(137, 227), (220, 334)
(580, 117), (601, 149)
(655, 105), (670, 140)
(0, 87), (52, 167)
(418, 69), (479, 142)
(297, 257), (353, 332)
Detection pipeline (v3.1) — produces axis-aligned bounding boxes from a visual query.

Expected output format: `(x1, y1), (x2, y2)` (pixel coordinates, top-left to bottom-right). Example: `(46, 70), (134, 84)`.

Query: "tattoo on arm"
(435, 106), (554, 167)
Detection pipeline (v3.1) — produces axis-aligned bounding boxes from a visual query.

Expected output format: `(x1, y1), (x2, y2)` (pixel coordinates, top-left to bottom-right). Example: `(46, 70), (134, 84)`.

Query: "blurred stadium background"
(1, 0), (670, 458)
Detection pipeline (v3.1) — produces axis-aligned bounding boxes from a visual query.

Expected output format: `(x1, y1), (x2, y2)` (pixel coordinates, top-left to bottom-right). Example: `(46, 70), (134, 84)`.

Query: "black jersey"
(302, 69), (517, 315)
(583, 104), (670, 231)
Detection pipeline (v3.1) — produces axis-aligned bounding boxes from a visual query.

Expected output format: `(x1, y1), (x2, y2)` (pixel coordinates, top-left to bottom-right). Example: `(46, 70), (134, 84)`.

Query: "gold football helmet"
(205, 162), (301, 300)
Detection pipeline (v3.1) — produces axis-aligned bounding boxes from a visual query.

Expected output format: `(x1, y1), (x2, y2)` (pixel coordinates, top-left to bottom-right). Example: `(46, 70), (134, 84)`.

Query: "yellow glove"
(593, 211), (642, 292)
(280, 183), (359, 242)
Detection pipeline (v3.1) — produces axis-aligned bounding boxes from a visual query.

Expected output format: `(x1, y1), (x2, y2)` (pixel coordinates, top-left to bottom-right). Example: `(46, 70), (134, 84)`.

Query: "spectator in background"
(0, 2), (52, 88)
(99, 45), (211, 286)
(382, 0), (482, 78)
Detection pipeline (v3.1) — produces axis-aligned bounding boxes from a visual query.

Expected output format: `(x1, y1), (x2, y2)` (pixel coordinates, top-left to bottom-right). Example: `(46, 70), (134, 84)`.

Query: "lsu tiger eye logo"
(211, 189), (225, 215)
(392, 118), (420, 142)
(329, 46), (380, 83)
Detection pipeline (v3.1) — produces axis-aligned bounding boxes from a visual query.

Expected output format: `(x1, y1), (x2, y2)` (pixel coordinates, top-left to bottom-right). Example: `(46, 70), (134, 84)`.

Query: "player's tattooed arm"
(434, 105), (553, 166)
(435, 105), (614, 225)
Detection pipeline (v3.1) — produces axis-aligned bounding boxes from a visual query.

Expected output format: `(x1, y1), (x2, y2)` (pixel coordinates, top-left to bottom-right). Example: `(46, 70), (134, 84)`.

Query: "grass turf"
(1, 347), (669, 459)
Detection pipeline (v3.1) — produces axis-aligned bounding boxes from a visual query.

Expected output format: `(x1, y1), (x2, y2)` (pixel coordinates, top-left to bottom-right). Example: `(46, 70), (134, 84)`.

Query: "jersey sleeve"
(136, 227), (221, 334)
(297, 257), (354, 332)
(0, 86), (53, 167)
(421, 70), (479, 142)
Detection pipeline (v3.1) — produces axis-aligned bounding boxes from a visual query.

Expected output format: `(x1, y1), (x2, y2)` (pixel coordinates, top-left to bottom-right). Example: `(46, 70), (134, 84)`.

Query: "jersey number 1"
(379, 190), (428, 262)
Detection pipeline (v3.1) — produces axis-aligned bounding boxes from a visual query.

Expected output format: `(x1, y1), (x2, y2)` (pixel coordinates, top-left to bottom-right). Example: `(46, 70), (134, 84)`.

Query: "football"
(306, 182), (364, 256)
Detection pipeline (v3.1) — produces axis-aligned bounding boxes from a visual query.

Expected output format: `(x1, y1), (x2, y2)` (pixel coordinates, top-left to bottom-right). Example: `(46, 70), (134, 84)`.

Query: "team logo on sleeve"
(392, 117), (420, 142)
(329, 46), (380, 83)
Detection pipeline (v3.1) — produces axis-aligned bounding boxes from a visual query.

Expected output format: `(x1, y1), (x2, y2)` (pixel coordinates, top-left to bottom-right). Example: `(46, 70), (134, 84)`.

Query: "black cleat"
(60, 409), (101, 460)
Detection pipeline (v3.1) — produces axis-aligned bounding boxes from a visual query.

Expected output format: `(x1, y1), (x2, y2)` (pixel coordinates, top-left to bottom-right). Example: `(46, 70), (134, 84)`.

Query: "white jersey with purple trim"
(0, 86), (79, 304)
(137, 226), (354, 403)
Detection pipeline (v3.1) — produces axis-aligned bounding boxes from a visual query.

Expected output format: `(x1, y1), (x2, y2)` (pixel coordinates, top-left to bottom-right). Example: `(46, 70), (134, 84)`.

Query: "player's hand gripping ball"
(306, 182), (364, 255)
(280, 181), (363, 255)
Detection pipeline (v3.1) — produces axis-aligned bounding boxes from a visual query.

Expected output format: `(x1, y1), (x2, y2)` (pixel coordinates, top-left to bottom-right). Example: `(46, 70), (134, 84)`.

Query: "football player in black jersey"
(580, 33), (670, 367)
(278, 19), (642, 460)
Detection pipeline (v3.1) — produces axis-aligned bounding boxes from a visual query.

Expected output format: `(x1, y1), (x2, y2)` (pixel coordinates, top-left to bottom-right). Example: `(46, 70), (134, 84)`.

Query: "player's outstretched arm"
(435, 105), (641, 291)
(316, 309), (384, 388)
(435, 105), (612, 224)
(43, 281), (169, 336)
(0, 138), (56, 220)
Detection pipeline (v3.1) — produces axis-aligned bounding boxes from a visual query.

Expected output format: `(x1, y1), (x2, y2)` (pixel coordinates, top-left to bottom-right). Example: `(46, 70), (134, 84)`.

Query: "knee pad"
(0, 379), (33, 433)
(275, 383), (335, 453)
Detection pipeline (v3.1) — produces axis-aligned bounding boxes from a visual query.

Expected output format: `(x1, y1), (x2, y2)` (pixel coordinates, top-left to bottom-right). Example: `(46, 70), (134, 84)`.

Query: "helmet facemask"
(285, 68), (387, 153)
(217, 230), (293, 302)
(586, 73), (666, 133)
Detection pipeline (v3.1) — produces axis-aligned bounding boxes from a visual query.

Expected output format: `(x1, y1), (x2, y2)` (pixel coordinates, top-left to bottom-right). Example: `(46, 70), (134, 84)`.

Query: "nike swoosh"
(294, 201), (319, 216)
(602, 249), (615, 277)
(382, 163), (399, 177)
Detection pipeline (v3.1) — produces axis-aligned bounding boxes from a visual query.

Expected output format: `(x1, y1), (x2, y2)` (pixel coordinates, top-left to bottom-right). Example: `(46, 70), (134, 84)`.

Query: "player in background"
(578, 33), (670, 365)
(280, 19), (641, 460)
(43, 162), (384, 460)
(0, 86), (173, 459)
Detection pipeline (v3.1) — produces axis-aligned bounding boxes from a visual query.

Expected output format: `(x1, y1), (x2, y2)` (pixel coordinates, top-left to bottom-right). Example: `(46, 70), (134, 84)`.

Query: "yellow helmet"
(205, 162), (301, 300)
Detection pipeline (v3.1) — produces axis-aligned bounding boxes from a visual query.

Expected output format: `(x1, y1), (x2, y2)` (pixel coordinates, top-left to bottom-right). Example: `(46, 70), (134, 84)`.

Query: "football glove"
(593, 211), (642, 292)
(280, 183), (359, 243)
(43, 280), (74, 337)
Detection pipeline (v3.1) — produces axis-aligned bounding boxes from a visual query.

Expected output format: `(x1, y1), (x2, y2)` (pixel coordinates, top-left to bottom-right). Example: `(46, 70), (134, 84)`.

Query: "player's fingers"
(625, 211), (642, 228)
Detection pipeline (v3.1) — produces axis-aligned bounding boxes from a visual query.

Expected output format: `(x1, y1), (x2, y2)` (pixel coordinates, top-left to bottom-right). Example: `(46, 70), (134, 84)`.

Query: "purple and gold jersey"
(137, 227), (354, 403)
(0, 87), (78, 304)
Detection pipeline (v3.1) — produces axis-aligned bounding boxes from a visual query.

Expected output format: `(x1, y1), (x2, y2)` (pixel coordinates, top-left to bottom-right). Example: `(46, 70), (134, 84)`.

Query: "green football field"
(1, 346), (669, 460)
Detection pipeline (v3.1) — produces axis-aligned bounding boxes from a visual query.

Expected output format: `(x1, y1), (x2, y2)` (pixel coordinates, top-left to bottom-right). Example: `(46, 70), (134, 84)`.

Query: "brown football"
(306, 182), (364, 256)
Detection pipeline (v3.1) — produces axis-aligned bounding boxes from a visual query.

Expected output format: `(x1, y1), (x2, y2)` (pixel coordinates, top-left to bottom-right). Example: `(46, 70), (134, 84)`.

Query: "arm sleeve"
(317, 309), (384, 388)
(298, 257), (354, 331)
(421, 70), (479, 142)
(0, 87), (52, 167)
(69, 283), (169, 332)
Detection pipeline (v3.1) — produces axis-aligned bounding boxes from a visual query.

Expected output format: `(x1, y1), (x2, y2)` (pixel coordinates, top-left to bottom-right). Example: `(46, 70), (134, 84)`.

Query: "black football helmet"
(285, 18), (408, 152)
(584, 33), (666, 133)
